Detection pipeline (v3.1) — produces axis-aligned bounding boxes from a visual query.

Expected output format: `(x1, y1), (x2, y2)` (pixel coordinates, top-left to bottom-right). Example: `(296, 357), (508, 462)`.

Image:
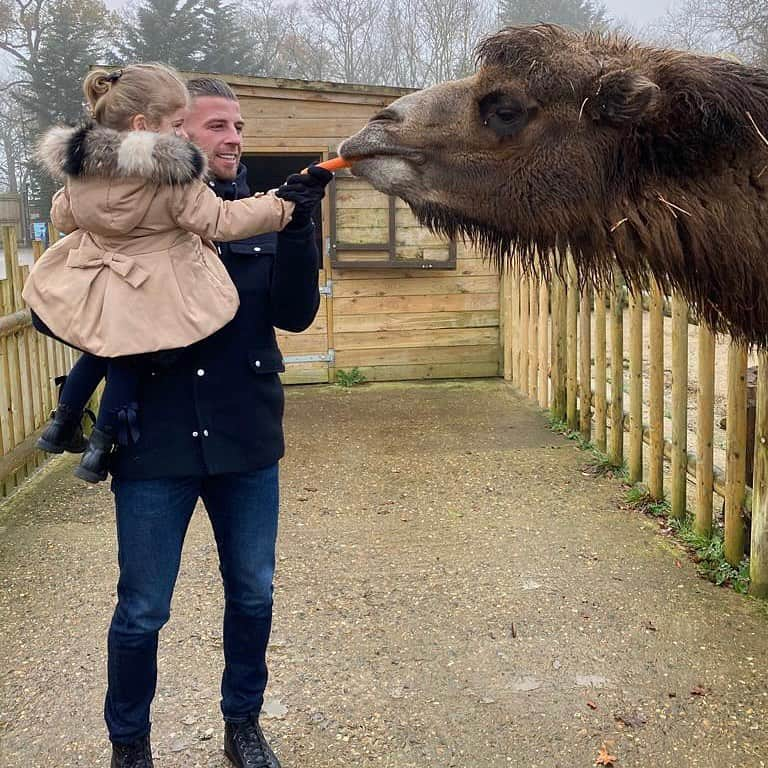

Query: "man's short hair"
(186, 77), (237, 101)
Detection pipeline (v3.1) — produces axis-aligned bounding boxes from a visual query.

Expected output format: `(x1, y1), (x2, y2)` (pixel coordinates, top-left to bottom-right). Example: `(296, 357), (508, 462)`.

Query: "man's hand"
(275, 164), (334, 227)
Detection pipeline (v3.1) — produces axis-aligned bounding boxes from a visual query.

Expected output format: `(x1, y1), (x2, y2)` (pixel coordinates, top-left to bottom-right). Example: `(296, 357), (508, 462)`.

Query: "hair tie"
(105, 70), (123, 83)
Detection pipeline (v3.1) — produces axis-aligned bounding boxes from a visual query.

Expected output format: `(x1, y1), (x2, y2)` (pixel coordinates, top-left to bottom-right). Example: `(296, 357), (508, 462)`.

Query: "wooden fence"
(0, 225), (79, 497)
(501, 260), (768, 598)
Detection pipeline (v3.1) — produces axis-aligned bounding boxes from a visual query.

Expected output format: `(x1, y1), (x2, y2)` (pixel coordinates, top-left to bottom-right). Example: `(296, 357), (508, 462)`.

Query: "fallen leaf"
(642, 620), (657, 632)
(587, 700), (598, 710)
(691, 685), (708, 696)
(595, 744), (617, 766)
(675, 559), (683, 568)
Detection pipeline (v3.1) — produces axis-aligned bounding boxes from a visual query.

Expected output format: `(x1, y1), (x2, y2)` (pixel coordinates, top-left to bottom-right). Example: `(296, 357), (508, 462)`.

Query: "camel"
(339, 24), (768, 347)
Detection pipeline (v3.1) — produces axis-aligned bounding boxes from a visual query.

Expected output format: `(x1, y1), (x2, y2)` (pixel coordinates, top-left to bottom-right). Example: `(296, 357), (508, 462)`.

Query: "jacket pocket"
(248, 347), (285, 374)
(229, 233), (278, 256)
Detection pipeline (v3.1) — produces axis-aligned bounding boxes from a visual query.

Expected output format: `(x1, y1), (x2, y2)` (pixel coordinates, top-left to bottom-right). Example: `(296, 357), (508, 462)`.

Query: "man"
(106, 77), (332, 768)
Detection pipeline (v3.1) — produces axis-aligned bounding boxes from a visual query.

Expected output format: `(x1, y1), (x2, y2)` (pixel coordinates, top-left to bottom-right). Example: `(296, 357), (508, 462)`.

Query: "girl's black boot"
(73, 428), (114, 483)
(36, 402), (88, 453)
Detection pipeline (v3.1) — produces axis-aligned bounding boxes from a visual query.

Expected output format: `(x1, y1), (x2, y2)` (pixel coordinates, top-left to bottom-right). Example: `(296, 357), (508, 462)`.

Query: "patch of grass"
(335, 367), (367, 388)
(583, 452), (628, 479)
(623, 485), (750, 593)
(624, 485), (670, 517)
(547, 416), (627, 478)
(669, 516), (750, 594)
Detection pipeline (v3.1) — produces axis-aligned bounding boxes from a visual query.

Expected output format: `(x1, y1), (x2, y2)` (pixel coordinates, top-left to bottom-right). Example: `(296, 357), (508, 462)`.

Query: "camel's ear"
(591, 70), (660, 126)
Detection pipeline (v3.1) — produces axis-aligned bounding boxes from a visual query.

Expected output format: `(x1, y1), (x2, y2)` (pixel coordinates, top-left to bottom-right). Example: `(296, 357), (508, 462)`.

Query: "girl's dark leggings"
(59, 354), (139, 443)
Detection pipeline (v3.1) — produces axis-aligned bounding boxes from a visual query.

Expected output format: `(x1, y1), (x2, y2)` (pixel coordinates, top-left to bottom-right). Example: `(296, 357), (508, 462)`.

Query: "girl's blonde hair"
(83, 63), (188, 131)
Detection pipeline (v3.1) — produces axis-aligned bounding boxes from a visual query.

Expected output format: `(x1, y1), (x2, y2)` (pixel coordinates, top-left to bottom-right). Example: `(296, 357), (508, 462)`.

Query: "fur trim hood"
(37, 122), (207, 185)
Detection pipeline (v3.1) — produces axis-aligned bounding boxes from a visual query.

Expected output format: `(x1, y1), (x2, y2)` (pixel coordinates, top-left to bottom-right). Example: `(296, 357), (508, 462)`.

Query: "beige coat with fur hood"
(22, 123), (295, 357)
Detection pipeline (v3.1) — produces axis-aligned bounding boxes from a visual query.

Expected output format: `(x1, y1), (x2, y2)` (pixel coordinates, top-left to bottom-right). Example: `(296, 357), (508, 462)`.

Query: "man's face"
(185, 96), (244, 181)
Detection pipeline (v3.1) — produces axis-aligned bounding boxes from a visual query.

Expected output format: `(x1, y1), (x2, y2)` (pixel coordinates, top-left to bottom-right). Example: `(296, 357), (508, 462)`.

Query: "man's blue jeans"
(105, 466), (279, 744)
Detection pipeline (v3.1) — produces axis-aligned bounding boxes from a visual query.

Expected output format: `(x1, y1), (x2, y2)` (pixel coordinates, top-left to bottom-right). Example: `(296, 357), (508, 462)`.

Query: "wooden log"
(538, 281), (549, 408)
(579, 285), (592, 441)
(648, 280), (665, 500)
(6, 331), (23, 457)
(16, 327), (34, 441)
(566, 260), (578, 431)
(0, 425), (45, 485)
(725, 342), (748, 567)
(670, 294), (689, 519)
(594, 290), (607, 452)
(528, 279), (538, 399)
(0, 308), (31, 339)
(520, 275), (530, 397)
(695, 324), (716, 538)
(628, 291), (644, 483)
(750, 352), (768, 597)
(609, 278), (624, 465)
(550, 274), (567, 422)
(503, 270), (513, 381)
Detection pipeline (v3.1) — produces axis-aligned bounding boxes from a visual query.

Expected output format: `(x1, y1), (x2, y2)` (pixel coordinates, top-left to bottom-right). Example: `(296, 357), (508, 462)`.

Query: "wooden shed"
(220, 74), (502, 384)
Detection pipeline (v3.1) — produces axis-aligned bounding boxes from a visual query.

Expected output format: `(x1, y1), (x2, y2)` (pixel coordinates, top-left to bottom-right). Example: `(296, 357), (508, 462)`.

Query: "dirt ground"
(2, 380), (768, 768)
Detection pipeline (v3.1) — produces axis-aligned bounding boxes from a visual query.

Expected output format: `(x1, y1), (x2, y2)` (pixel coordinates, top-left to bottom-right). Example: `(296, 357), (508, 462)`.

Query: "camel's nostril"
(370, 108), (402, 124)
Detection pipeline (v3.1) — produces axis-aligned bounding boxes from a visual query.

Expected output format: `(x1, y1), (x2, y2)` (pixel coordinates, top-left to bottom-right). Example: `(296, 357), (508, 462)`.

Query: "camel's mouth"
(343, 148), (426, 166)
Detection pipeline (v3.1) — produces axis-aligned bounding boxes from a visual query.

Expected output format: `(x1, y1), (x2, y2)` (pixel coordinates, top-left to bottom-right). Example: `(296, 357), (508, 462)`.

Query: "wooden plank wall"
(233, 77), (501, 384)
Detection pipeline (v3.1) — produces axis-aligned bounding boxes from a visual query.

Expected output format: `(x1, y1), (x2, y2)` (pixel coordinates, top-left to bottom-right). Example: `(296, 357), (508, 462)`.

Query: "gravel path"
(1, 380), (767, 768)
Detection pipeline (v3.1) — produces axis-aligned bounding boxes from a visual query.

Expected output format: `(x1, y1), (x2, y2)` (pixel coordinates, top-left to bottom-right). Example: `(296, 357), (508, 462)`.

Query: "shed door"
(242, 152), (331, 384)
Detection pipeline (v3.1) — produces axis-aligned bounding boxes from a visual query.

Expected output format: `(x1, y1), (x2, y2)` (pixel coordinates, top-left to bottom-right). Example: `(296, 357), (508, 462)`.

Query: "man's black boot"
(36, 402), (88, 453)
(73, 427), (113, 483)
(110, 734), (154, 768)
(224, 715), (281, 768)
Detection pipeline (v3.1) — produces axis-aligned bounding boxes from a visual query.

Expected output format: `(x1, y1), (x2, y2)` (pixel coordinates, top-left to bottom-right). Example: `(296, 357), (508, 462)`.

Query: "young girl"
(22, 63), (296, 483)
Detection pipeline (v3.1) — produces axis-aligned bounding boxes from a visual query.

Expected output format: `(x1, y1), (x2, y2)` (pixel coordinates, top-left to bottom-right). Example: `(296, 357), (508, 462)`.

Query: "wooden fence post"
(750, 352), (768, 597)
(528, 280), (538, 399)
(511, 268), (520, 387)
(695, 324), (716, 537)
(520, 275), (530, 397)
(725, 342), (748, 567)
(594, 289), (607, 452)
(566, 259), (578, 430)
(670, 294), (689, 519)
(538, 281), (549, 409)
(502, 270), (512, 381)
(609, 278), (624, 466)
(648, 280), (665, 499)
(579, 285), (592, 442)
(628, 290), (644, 483)
(550, 273), (567, 422)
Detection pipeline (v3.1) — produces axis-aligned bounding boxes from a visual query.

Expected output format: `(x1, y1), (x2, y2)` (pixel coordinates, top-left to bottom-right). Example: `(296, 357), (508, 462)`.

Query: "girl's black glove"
(275, 164), (334, 228)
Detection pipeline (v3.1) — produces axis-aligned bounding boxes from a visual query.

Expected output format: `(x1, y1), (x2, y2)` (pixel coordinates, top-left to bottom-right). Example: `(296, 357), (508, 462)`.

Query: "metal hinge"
(319, 280), (333, 297)
(283, 349), (335, 365)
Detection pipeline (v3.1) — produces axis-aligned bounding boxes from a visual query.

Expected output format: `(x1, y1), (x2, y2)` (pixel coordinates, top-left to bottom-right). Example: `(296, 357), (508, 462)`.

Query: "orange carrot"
(300, 156), (351, 174)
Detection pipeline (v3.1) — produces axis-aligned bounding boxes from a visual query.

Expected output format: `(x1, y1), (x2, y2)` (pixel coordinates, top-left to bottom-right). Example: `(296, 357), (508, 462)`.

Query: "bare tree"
(707, 0), (768, 65)
(309, 0), (385, 83)
(644, 0), (724, 54)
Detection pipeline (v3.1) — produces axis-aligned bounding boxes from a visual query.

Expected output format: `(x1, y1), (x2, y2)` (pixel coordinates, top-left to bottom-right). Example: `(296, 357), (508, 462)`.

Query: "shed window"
(329, 172), (456, 270)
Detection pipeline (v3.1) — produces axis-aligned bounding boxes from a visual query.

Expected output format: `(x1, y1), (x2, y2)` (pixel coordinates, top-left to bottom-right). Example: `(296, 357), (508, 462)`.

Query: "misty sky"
(603, 0), (672, 26)
(100, 0), (677, 29)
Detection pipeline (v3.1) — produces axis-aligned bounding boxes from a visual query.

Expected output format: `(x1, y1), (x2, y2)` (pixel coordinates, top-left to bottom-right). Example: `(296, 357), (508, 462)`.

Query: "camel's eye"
(478, 92), (530, 137)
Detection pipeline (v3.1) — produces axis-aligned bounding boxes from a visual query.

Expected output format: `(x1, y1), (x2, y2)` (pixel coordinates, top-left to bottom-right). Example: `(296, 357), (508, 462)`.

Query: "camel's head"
(340, 25), (768, 343)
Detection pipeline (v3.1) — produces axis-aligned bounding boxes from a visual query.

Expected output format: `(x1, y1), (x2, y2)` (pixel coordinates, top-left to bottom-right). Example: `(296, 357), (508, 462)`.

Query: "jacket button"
(254, 360), (261, 368)
(253, 246), (261, 252)
(197, 369), (205, 376)
(203, 429), (209, 437)
(192, 431), (199, 437)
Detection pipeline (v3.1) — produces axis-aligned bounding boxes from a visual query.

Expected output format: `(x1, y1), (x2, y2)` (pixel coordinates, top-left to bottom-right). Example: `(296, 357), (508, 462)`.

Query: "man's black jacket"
(111, 165), (320, 479)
